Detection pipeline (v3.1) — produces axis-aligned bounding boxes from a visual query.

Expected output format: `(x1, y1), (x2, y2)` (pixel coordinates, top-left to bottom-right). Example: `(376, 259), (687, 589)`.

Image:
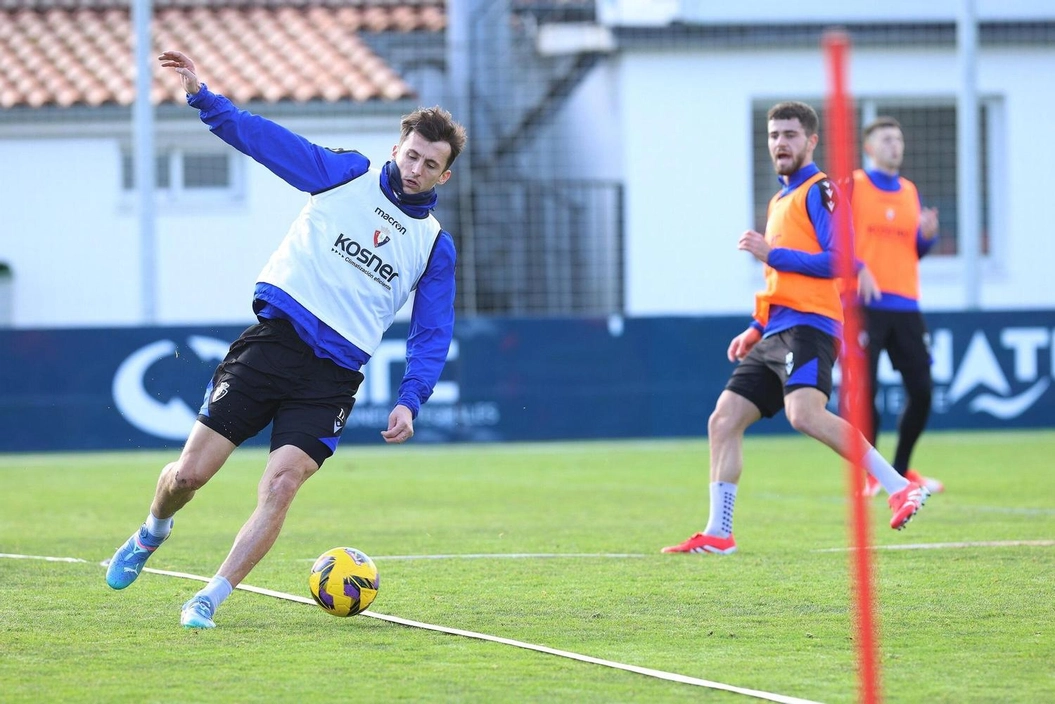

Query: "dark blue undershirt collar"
(381, 161), (438, 219)
(777, 162), (821, 196)
(865, 168), (902, 192)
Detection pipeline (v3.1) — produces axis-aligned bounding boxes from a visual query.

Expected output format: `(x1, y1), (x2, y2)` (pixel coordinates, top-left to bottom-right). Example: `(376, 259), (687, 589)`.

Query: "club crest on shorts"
(785, 352), (794, 376)
(211, 381), (230, 403)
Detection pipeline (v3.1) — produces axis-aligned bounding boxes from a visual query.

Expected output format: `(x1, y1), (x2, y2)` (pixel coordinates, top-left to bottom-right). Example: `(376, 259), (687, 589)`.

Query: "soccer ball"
(308, 547), (380, 617)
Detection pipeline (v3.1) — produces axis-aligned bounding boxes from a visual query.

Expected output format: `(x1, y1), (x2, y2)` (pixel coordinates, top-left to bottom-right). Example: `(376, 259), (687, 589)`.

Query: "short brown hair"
(400, 106), (467, 169)
(863, 116), (902, 140)
(767, 101), (820, 136)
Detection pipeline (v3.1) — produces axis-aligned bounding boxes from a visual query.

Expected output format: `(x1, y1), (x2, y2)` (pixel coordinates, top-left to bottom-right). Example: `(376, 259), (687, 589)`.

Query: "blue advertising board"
(1, 311), (1052, 452)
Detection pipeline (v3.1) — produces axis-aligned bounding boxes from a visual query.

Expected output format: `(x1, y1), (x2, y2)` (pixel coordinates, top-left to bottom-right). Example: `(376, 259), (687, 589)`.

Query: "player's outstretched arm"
(158, 51), (202, 95)
(157, 50), (368, 193)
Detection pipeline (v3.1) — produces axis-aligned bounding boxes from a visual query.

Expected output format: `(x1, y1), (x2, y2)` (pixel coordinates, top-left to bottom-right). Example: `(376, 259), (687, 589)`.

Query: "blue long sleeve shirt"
(188, 85), (456, 417)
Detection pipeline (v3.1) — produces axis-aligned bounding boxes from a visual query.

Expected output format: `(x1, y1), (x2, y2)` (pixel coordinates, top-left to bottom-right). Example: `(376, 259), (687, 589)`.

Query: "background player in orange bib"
(850, 117), (944, 498)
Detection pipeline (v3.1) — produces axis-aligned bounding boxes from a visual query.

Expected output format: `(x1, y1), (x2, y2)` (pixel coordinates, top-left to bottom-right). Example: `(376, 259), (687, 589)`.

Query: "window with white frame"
(752, 99), (995, 258)
(121, 149), (241, 201)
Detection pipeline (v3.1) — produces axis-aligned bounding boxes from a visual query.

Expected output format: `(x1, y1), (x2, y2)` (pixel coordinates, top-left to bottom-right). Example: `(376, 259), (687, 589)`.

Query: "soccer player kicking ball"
(105, 51), (465, 626)
(662, 101), (930, 556)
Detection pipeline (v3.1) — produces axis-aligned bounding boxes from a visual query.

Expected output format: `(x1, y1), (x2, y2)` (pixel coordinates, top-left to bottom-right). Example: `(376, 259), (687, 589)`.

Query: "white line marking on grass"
(332, 553), (649, 561)
(136, 566), (820, 704)
(968, 506), (1055, 516)
(0, 553), (88, 563)
(814, 540), (1055, 553)
(0, 561), (797, 704)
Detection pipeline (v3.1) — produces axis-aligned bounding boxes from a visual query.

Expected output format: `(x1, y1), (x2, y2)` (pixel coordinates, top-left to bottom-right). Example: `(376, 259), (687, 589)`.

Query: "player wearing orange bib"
(662, 102), (930, 556)
(851, 117), (944, 497)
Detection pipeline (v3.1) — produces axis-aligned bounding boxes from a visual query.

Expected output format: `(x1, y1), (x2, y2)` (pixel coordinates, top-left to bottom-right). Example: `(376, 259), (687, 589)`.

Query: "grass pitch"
(1, 430), (1053, 703)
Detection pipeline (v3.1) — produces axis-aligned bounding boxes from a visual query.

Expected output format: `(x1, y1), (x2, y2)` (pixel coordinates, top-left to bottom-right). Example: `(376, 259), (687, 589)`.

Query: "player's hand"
(727, 327), (762, 362)
(920, 207), (939, 240)
(857, 265), (882, 304)
(381, 404), (415, 444)
(738, 230), (771, 263)
(158, 51), (202, 95)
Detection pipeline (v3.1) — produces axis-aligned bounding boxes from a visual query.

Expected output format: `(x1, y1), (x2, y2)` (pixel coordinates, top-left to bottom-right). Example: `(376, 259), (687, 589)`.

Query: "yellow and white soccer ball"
(308, 547), (380, 617)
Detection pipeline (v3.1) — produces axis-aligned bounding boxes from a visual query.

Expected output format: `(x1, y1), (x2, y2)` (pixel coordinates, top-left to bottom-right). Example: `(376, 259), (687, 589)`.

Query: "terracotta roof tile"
(0, 1), (444, 108)
(2, 1), (445, 9)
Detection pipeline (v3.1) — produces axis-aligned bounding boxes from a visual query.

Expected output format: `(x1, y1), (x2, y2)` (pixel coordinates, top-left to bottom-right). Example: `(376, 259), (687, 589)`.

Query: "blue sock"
(704, 481), (738, 538)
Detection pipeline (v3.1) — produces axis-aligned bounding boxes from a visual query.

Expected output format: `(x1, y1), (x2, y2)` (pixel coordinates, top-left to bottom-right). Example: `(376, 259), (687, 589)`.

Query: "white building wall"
(619, 48), (815, 317)
(0, 115), (401, 328)
(527, 60), (623, 180)
(1, 137), (143, 327)
(967, 47), (1054, 310)
(619, 43), (1055, 316)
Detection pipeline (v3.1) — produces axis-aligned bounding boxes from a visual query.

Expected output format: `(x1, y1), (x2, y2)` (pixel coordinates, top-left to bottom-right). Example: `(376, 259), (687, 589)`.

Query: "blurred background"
(2, 0), (1054, 450)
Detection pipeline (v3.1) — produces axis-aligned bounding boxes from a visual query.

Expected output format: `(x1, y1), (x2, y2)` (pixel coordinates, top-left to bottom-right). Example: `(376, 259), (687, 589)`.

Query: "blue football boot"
(180, 596), (216, 629)
(105, 524), (167, 589)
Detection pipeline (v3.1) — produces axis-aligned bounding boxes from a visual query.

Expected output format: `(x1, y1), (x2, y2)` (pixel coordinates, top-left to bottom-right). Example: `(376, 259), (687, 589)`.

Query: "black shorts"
(862, 307), (932, 375)
(725, 326), (839, 418)
(197, 317), (364, 467)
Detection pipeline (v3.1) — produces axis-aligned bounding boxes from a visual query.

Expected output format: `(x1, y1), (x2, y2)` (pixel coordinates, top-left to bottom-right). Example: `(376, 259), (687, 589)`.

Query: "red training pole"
(823, 29), (881, 704)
